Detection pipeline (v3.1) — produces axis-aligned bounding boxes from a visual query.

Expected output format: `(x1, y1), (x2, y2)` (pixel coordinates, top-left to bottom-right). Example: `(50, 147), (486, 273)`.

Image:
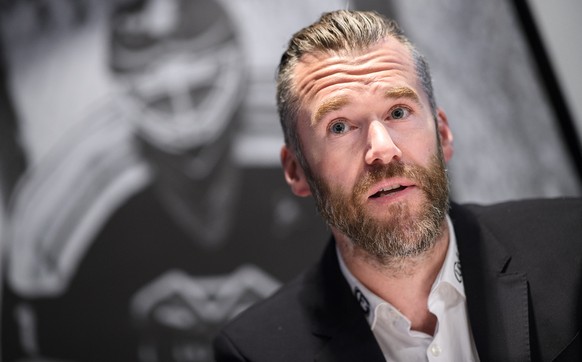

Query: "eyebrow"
(312, 95), (350, 126)
(311, 86), (422, 126)
(385, 86), (421, 104)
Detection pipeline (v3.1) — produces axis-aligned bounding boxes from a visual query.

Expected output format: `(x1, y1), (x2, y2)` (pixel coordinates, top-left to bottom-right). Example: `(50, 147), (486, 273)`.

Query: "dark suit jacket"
(214, 199), (582, 361)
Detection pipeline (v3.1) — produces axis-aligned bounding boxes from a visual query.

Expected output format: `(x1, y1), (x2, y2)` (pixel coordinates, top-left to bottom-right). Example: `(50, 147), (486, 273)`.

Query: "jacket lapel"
(451, 204), (531, 362)
(303, 241), (385, 362)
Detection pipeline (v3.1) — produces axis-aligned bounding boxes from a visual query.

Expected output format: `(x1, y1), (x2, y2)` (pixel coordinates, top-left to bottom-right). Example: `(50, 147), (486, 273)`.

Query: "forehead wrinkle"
(296, 57), (348, 101)
(297, 54), (412, 101)
(294, 42), (421, 126)
(312, 95), (350, 126)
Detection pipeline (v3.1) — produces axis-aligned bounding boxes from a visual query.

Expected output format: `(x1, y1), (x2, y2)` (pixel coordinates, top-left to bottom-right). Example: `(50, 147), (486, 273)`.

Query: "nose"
(364, 120), (402, 165)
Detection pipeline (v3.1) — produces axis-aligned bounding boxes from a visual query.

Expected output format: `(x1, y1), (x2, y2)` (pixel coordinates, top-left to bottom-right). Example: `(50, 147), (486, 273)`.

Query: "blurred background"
(0, 0), (580, 361)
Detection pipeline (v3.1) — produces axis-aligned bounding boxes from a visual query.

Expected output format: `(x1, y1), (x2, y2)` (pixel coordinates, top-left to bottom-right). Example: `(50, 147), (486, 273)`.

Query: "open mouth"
(369, 184), (408, 198)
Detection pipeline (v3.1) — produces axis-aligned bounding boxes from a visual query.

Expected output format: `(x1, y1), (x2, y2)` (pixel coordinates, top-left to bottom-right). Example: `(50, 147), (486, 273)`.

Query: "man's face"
(282, 38), (454, 260)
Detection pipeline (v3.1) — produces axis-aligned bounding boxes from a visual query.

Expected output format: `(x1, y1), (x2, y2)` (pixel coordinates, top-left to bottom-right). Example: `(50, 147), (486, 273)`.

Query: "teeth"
(379, 184), (402, 192)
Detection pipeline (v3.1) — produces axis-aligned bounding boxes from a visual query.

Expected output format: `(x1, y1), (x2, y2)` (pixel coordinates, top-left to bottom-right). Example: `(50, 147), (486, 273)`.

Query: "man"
(213, 10), (582, 362)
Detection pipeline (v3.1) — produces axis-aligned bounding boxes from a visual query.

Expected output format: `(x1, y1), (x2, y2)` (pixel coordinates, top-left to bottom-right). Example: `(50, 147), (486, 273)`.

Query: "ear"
(281, 145), (311, 197)
(436, 107), (454, 162)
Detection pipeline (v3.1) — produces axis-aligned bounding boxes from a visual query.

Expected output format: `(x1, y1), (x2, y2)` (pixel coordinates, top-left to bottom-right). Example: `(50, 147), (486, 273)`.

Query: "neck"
(335, 220), (450, 335)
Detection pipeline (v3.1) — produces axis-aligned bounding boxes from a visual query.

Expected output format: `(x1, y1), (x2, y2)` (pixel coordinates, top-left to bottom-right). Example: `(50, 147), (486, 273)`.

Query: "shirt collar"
(432, 215), (465, 297)
(337, 215), (465, 325)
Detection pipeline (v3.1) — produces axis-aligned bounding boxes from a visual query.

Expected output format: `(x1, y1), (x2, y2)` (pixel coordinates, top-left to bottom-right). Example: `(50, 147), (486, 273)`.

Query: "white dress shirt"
(337, 216), (480, 361)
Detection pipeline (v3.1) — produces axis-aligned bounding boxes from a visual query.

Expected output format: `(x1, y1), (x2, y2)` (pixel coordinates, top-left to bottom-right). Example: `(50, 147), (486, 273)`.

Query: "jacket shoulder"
(214, 268), (323, 361)
(461, 197), (582, 218)
(458, 197), (582, 246)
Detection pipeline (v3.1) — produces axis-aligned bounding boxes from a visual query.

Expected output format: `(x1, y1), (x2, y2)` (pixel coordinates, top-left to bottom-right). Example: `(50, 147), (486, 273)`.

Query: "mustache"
(352, 159), (438, 200)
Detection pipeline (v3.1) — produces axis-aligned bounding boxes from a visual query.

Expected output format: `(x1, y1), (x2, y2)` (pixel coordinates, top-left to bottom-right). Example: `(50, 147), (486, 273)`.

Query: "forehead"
(293, 38), (419, 108)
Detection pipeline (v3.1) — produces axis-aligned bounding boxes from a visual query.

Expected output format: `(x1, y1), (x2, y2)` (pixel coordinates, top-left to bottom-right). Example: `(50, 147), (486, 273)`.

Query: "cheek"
(311, 149), (361, 192)
(397, 129), (439, 163)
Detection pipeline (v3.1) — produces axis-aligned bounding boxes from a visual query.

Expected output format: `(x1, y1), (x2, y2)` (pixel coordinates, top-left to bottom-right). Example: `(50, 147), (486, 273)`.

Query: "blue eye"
(391, 107), (409, 120)
(330, 121), (349, 134)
